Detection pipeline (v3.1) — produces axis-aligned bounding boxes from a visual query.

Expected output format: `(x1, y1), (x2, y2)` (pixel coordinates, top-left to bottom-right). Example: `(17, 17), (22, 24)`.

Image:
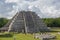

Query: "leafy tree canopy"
(0, 18), (9, 28)
(43, 18), (60, 27)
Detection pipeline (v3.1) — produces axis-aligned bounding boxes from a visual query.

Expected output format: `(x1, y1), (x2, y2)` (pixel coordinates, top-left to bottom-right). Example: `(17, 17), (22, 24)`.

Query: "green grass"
(0, 27), (60, 40)
(55, 33), (60, 40)
(51, 27), (60, 31)
(14, 33), (39, 40)
(0, 32), (60, 40)
(50, 27), (60, 40)
(0, 33), (39, 40)
(50, 32), (60, 40)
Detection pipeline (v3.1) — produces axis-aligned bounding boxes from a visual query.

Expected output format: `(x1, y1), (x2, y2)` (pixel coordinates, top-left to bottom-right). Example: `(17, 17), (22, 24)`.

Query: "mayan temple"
(0, 11), (50, 33)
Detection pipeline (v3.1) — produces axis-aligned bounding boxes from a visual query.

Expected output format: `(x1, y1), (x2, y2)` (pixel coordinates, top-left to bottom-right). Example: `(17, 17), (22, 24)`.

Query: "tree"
(0, 18), (9, 28)
(43, 18), (60, 27)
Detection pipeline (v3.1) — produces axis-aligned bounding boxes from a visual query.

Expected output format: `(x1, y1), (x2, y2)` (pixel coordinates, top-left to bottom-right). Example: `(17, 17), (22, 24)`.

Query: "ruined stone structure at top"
(7, 11), (50, 33)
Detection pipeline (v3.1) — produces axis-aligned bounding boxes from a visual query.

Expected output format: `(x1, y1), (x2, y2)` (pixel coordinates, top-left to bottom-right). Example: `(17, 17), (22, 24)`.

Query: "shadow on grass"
(40, 31), (60, 32)
(0, 34), (13, 38)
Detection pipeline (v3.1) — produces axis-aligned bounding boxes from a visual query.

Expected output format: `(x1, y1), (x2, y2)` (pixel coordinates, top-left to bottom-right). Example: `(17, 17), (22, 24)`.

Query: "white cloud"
(5, 0), (18, 3)
(40, 6), (60, 18)
(0, 0), (60, 18)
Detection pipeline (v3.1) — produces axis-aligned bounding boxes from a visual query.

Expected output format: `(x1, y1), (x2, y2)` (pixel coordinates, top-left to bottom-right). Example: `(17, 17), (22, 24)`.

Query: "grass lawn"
(0, 33), (39, 40)
(56, 33), (60, 40)
(0, 32), (60, 40)
(50, 32), (60, 40)
(0, 27), (60, 40)
(51, 27), (60, 31)
(49, 27), (60, 40)
(13, 33), (39, 40)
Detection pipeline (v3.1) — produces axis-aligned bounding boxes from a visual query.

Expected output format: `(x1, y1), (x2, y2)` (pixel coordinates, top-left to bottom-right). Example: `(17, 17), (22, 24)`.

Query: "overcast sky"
(0, 0), (60, 19)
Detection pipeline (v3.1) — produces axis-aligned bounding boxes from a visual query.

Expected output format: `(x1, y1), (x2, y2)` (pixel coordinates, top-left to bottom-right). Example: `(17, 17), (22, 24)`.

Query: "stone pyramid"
(7, 11), (49, 33)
